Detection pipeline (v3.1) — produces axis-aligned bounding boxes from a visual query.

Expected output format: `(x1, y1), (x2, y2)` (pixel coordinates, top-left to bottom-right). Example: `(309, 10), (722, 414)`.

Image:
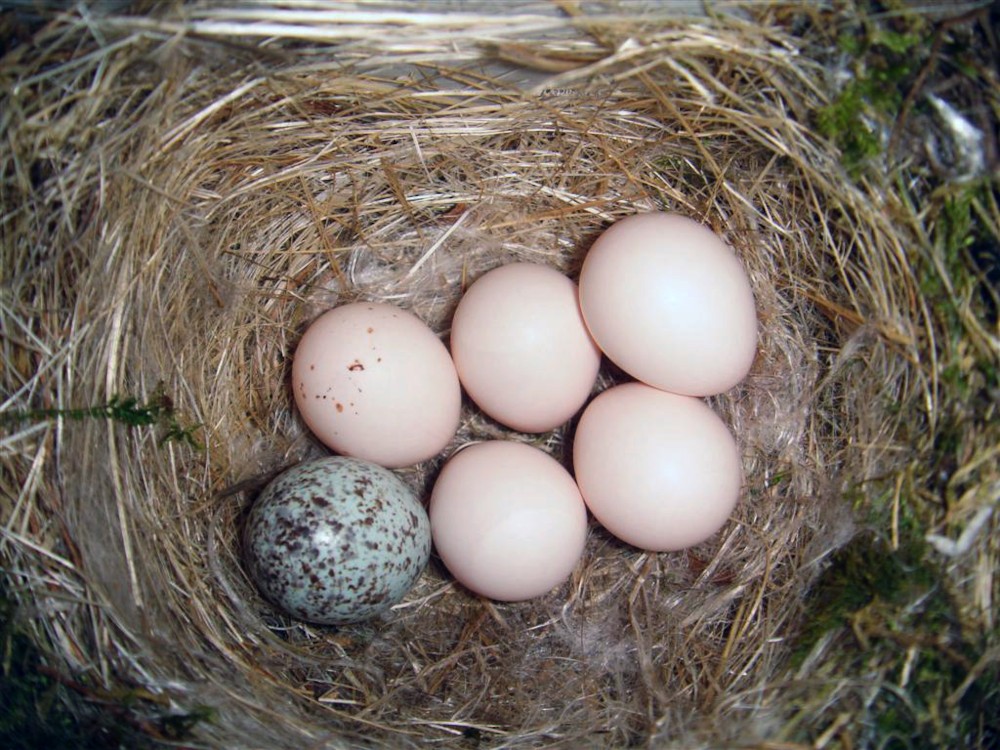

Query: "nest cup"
(2, 3), (996, 748)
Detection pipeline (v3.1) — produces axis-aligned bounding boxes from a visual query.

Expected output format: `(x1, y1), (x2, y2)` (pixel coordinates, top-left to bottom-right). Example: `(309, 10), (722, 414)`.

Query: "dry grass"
(1, 1), (997, 748)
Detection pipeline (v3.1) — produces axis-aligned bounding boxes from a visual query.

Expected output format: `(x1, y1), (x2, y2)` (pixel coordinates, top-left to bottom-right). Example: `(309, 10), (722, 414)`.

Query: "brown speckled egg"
(291, 302), (461, 468)
(243, 457), (431, 625)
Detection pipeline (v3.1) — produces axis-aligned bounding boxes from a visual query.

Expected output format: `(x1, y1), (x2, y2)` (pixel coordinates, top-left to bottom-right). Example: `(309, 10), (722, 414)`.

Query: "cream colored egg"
(450, 263), (601, 433)
(429, 440), (588, 601)
(292, 302), (461, 468)
(579, 212), (757, 396)
(573, 382), (742, 552)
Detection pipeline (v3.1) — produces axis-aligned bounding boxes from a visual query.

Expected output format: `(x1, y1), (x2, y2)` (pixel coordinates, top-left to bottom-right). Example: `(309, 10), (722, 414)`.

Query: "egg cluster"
(244, 211), (757, 623)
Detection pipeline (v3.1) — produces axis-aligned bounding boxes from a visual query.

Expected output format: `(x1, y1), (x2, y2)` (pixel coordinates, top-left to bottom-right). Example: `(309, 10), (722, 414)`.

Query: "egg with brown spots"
(292, 302), (461, 468)
(243, 457), (431, 625)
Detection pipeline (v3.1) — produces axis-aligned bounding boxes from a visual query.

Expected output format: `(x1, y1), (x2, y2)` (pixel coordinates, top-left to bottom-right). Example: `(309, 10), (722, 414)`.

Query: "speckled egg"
(242, 457), (431, 625)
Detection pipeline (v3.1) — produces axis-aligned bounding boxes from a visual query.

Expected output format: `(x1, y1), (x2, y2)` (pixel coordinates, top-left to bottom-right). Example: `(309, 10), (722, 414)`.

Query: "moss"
(792, 529), (944, 667)
(815, 65), (914, 176)
(0, 385), (203, 449)
(862, 640), (999, 749)
(790, 518), (999, 747)
(813, 2), (934, 176)
(935, 182), (1000, 329)
(815, 83), (883, 176)
(885, 174), (999, 512)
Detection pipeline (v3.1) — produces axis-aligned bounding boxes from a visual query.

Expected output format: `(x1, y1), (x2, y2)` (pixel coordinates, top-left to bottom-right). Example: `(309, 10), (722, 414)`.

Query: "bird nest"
(2, 2), (997, 748)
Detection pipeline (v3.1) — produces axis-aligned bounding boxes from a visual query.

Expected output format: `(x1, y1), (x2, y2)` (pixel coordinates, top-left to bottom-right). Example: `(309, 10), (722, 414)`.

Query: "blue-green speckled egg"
(243, 457), (431, 625)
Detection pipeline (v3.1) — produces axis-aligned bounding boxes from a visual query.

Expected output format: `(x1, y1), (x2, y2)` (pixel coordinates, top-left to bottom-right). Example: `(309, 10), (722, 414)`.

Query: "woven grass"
(2, 2), (997, 747)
